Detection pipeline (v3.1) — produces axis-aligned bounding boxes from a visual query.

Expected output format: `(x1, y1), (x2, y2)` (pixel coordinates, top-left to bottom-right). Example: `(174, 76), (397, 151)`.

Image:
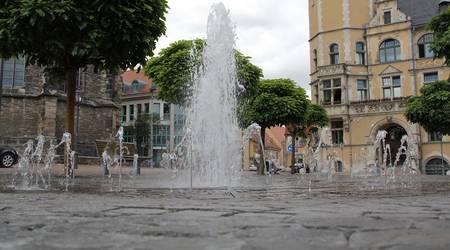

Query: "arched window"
(379, 39), (401, 63)
(426, 158), (449, 175)
(356, 42), (365, 65)
(418, 33), (434, 58)
(1, 56), (25, 88)
(329, 44), (339, 65)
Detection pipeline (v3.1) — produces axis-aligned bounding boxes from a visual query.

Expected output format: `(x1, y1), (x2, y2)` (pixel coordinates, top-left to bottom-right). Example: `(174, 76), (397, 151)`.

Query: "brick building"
(0, 58), (121, 158)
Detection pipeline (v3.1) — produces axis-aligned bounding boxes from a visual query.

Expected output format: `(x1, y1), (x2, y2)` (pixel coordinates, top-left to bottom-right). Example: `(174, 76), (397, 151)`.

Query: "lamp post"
(74, 69), (84, 171)
(149, 85), (157, 165)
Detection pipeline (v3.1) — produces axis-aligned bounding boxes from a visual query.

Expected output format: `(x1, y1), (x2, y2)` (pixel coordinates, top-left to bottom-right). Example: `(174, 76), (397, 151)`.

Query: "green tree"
(404, 80), (450, 135)
(287, 103), (329, 166)
(0, 0), (168, 172)
(144, 39), (263, 105)
(429, 7), (450, 67)
(241, 79), (309, 174)
(133, 114), (160, 157)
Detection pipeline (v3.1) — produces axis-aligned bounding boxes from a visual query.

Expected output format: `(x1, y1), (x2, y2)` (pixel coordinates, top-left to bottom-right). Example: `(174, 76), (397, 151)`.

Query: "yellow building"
(308, 0), (450, 174)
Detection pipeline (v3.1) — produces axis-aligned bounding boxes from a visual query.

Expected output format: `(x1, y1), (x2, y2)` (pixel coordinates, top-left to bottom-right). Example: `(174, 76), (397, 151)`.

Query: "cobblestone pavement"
(1, 166), (450, 250)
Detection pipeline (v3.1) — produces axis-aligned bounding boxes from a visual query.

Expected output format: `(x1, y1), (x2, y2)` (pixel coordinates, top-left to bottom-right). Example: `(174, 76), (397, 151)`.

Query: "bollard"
(102, 150), (110, 176)
(103, 162), (109, 176)
(133, 154), (140, 176)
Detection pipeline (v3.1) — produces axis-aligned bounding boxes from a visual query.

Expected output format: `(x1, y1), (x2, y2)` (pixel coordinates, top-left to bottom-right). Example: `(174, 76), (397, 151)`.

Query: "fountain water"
(176, 3), (242, 188)
(11, 132), (74, 190)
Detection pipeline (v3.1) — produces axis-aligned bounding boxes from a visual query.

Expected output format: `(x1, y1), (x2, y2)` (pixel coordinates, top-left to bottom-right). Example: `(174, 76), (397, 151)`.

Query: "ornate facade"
(308, 0), (450, 174)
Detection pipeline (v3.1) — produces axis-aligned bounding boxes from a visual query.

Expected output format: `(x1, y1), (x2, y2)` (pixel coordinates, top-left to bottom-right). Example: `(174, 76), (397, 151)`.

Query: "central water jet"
(181, 3), (241, 188)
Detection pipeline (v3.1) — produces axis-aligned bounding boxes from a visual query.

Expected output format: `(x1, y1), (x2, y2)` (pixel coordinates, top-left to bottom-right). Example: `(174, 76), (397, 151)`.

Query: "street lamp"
(149, 85), (157, 165)
(74, 69), (84, 170)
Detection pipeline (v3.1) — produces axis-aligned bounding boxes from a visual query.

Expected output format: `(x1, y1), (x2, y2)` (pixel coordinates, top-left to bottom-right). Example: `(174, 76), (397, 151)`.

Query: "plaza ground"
(1, 165), (450, 249)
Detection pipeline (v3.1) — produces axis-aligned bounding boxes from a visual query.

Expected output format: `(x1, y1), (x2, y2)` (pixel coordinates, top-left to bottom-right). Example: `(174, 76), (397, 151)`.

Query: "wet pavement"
(1, 165), (450, 250)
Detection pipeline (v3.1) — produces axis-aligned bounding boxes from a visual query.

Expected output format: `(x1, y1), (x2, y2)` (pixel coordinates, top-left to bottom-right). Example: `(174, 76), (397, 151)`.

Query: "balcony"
(318, 64), (346, 77)
(350, 96), (411, 115)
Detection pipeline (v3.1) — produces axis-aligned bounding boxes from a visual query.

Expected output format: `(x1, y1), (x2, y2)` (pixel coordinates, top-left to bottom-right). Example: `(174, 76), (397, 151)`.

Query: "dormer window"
(384, 11), (391, 24)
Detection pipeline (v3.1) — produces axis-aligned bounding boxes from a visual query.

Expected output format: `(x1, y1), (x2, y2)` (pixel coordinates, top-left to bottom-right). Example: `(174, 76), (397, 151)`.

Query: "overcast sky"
(155, 0), (311, 92)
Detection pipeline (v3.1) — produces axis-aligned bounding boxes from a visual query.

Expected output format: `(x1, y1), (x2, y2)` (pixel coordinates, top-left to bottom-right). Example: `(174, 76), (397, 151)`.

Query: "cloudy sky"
(155, 0), (311, 92)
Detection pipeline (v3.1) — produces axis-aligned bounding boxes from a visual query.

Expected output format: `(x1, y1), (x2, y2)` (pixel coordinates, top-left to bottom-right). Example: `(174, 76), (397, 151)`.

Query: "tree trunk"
(258, 127), (266, 175)
(65, 69), (77, 176)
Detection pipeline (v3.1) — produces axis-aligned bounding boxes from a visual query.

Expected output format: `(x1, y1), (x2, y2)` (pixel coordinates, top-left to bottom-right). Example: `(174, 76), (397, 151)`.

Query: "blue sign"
(288, 144), (294, 153)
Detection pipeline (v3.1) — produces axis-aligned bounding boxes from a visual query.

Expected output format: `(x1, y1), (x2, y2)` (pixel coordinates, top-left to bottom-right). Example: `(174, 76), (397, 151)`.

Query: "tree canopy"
(429, 7), (450, 67)
(0, 0), (168, 72)
(240, 79), (309, 130)
(144, 39), (263, 105)
(404, 80), (450, 135)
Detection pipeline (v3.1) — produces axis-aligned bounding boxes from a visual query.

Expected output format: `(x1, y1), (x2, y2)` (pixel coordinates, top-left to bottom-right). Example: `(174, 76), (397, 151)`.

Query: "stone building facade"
(0, 62), (121, 158)
(308, 0), (450, 174)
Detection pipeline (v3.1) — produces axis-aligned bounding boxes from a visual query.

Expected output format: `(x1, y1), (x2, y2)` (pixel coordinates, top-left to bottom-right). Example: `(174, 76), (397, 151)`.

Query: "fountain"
(173, 3), (242, 188)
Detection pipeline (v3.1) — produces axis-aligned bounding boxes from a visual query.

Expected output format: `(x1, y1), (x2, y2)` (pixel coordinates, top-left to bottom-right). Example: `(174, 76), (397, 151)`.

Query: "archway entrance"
(377, 124), (408, 166)
(426, 158), (449, 175)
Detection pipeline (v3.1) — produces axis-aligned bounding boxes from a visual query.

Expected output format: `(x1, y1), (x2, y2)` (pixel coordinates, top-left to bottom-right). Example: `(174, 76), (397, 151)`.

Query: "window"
(153, 125), (170, 147)
(424, 72), (438, 84)
(76, 69), (87, 92)
(322, 79), (342, 105)
(123, 126), (134, 143)
(137, 104), (142, 117)
(335, 161), (343, 173)
(313, 49), (318, 69)
(329, 44), (339, 65)
(129, 105), (135, 121)
(121, 105), (127, 123)
(145, 103), (150, 114)
(163, 103), (170, 120)
(426, 158), (449, 175)
(356, 42), (365, 65)
(314, 84), (319, 105)
(379, 39), (401, 63)
(1, 56), (25, 88)
(418, 34), (434, 58)
(429, 132), (443, 142)
(331, 120), (344, 145)
(357, 79), (368, 101)
(152, 103), (161, 118)
(174, 105), (186, 146)
(384, 11), (391, 24)
(382, 76), (401, 99)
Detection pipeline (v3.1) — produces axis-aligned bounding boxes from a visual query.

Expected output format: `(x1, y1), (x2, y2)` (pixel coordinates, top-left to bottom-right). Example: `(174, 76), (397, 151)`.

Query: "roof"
(397, 0), (441, 26)
(121, 70), (157, 96)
